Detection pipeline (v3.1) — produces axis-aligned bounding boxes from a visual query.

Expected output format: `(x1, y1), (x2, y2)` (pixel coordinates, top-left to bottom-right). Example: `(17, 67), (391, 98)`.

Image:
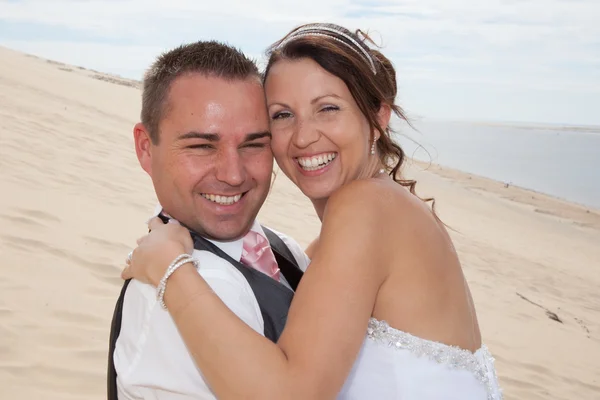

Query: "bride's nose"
(291, 118), (320, 149)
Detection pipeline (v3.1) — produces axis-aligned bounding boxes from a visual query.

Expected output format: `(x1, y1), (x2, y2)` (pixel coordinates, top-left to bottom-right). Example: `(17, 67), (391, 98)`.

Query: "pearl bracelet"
(156, 254), (198, 309)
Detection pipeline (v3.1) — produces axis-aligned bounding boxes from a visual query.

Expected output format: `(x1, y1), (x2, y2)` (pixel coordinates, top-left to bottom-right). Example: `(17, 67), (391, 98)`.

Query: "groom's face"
(135, 73), (273, 241)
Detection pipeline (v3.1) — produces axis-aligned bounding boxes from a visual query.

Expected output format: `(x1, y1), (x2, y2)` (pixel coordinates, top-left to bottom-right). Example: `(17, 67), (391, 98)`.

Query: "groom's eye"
(243, 142), (268, 149)
(188, 144), (214, 150)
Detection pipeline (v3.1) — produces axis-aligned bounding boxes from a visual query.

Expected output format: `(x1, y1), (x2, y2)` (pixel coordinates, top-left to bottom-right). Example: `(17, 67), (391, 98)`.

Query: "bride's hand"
(121, 217), (194, 287)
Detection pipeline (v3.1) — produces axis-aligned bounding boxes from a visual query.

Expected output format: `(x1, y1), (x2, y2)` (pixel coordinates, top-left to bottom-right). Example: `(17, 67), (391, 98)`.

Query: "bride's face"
(265, 57), (373, 202)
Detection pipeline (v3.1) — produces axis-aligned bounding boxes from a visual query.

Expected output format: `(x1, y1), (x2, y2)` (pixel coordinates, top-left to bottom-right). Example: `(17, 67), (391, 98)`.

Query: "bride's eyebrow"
(311, 93), (342, 104)
(268, 102), (290, 109)
(268, 93), (343, 109)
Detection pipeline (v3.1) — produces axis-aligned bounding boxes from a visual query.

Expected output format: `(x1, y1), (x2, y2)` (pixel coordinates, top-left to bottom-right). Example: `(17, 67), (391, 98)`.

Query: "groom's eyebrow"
(178, 132), (220, 141)
(244, 131), (272, 142)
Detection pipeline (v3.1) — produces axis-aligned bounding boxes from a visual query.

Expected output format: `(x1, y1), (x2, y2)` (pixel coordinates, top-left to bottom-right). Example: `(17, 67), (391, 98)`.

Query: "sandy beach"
(1, 45), (599, 399)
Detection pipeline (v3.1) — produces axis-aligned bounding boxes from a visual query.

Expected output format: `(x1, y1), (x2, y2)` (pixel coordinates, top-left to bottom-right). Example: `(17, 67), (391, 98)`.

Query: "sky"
(1, 0), (599, 126)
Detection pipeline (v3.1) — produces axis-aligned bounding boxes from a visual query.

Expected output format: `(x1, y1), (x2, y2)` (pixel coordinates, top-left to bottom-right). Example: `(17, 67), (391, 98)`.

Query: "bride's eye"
(272, 111), (292, 120)
(320, 105), (339, 113)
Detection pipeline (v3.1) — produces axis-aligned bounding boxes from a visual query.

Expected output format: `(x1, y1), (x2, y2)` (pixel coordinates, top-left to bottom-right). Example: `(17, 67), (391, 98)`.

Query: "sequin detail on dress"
(367, 318), (502, 400)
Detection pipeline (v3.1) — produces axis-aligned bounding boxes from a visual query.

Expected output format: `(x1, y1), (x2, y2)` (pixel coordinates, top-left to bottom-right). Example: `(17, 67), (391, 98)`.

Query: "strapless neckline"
(366, 318), (502, 400)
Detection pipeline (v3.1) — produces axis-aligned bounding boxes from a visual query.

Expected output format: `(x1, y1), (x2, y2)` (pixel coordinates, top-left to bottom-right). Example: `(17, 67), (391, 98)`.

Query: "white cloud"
(1, 0), (599, 124)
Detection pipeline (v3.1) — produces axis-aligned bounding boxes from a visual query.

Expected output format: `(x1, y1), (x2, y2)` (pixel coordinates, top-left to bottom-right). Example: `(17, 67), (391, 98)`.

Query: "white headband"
(276, 26), (377, 75)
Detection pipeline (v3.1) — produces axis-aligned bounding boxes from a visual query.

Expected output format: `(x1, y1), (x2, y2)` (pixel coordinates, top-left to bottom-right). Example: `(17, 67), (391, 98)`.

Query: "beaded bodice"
(364, 318), (502, 400)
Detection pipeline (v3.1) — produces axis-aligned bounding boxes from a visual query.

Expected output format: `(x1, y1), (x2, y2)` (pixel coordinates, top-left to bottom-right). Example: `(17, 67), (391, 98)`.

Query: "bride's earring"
(371, 137), (378, 155)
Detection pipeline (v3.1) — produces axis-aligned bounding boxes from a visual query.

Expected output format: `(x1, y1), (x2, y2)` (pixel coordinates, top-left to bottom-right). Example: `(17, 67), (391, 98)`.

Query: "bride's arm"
(304, 236), (319, 260)
(143, 181), (388, 399)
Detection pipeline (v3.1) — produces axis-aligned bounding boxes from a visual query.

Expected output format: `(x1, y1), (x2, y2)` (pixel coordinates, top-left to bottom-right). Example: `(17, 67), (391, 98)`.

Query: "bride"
(122, 23), (502, 399)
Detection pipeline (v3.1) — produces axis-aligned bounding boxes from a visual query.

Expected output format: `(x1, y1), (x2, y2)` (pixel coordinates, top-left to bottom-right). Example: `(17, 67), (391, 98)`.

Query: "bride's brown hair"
(263, 23), (434, 208)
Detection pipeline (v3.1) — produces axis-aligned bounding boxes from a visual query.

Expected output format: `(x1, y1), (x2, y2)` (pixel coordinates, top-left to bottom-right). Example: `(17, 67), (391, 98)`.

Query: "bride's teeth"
(297, 153), (337, 171)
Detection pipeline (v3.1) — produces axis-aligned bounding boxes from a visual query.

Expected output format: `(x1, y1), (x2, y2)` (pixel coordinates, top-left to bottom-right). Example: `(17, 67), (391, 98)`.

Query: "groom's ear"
(133, 122), (153, 177)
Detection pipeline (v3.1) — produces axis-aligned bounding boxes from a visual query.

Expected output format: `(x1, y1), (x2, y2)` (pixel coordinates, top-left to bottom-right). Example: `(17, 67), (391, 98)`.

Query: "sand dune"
(1, 46), (599, 399)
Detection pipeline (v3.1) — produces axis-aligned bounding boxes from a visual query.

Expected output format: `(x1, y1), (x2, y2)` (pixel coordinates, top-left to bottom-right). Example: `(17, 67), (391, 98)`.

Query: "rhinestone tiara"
(275, 25), (377, 75)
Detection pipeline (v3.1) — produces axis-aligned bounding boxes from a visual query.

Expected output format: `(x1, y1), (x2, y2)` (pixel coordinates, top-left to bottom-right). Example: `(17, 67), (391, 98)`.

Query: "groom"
(108, 41), (310, 399)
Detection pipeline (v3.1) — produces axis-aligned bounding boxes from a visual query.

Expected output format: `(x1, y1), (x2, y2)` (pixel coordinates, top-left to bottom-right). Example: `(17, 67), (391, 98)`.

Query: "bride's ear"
(376, 104), (392, 131)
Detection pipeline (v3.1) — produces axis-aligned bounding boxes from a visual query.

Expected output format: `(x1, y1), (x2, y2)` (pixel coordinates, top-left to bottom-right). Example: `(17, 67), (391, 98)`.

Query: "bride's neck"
(311, 197), (328, 222)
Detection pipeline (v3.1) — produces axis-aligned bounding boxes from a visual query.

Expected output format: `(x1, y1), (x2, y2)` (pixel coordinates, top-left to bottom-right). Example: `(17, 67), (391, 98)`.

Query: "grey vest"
(106, 221), (303, 400)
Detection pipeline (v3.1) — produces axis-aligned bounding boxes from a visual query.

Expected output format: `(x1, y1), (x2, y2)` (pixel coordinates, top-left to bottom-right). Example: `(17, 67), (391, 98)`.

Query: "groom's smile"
(200, 192), (244, 206)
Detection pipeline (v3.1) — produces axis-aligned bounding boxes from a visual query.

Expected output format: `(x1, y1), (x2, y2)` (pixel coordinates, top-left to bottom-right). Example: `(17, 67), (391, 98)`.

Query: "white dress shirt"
(114, 218), (310, 400)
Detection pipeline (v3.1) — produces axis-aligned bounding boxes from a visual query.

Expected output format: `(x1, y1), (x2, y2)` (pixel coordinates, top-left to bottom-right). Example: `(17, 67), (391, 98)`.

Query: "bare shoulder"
(323, 177), (444, 250)
(325, 178), (393, 218)
(324, 177), (424, 226)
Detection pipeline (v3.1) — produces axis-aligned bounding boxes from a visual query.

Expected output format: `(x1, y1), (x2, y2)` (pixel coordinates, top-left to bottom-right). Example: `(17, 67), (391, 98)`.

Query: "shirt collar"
(205, 220), (264, 262)
(151, 204), (264, 263)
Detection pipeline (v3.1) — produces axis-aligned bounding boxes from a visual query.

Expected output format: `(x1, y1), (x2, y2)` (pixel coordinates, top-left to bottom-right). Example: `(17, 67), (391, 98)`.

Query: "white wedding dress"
(337, 318), (503, 399)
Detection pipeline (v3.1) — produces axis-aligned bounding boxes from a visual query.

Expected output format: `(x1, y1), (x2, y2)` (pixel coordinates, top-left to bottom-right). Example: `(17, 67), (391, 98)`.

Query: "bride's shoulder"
(318, 180), (399, 267)
(326, 178), (411, 217)
(322, 179), (404, 233)
(323, 178), (433, 238)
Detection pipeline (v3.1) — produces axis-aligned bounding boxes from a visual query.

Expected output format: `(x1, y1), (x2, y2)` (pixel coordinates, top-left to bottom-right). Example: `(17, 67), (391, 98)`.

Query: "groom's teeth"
(297, 152), (337, 171)
(202, 193), (242, 205)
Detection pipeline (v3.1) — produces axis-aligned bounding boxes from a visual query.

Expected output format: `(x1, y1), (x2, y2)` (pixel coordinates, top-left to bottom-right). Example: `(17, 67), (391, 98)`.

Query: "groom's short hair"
(141, 41), (261, 144)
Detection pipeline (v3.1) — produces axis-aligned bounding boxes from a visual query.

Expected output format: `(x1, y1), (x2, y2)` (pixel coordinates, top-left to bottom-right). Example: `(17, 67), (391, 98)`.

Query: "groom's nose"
(214, 148), (246, 187)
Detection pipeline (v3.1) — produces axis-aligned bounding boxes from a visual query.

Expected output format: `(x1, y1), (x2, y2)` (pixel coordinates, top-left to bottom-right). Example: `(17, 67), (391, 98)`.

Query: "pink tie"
(241, 230), (280, 280)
